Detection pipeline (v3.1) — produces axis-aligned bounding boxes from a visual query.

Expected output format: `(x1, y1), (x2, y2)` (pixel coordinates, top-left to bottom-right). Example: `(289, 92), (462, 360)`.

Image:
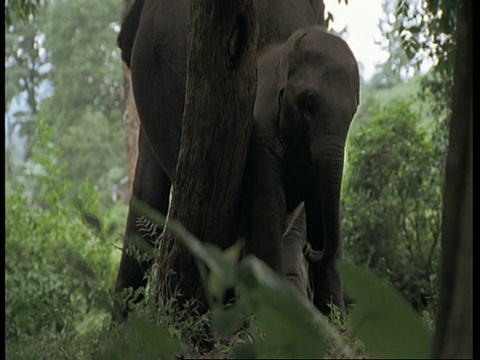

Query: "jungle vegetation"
(5, 0), (470, 358)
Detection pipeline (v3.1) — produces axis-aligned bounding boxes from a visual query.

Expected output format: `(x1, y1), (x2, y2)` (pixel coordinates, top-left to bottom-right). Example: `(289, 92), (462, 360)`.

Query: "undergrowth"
(6, 115), (436, 359)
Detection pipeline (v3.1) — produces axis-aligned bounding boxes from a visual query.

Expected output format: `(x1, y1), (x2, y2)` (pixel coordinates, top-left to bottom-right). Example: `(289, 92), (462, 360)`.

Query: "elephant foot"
(311, 262), (345, 319)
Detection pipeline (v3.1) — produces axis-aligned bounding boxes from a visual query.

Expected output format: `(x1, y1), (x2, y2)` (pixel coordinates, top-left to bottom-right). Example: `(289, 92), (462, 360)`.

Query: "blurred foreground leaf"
(339, 261), (433, 359)
(101, 313), (185, 359)
(211, 303), (245, 340)
(133, 199), (352, 359)
(236, 256), (329, 359)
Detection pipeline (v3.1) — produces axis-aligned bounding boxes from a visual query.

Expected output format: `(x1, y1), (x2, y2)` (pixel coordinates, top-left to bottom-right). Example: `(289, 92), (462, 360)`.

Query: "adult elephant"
(114, 0), (359, 319)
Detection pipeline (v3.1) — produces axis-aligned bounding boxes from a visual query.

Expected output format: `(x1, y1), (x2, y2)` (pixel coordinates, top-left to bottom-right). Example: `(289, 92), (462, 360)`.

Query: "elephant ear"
(254, 44), (285, 133)
(117, 0), (145, 68)
(254, 30), (307, 134)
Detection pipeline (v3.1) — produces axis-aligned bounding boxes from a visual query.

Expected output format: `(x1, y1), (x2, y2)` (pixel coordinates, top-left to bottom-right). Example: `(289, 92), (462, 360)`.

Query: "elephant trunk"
(306, 136), (346, 313)
(306, 136), (345, 265)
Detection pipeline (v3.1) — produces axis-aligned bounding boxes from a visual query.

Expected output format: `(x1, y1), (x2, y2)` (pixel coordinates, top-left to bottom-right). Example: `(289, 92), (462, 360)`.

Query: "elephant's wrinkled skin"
(114, 0), (359, 319)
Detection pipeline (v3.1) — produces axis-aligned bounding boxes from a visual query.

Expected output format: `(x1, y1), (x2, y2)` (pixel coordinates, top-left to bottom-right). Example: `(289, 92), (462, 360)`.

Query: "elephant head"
(247, 26), (359, 314)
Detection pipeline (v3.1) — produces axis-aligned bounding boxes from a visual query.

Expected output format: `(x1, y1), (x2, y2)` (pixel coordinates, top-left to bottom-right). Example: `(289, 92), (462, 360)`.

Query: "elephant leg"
(245, 142), (286, 275)
(113, 130), (171, 322)
(310, 261), (344, 317)
(281, 202), (313, 302)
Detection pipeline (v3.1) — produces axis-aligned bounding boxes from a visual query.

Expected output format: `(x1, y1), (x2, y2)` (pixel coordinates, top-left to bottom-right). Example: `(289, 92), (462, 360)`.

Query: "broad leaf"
(339, 261), (433, 359)
(211, 303), (245, 339)
(236, 256), (328, 359)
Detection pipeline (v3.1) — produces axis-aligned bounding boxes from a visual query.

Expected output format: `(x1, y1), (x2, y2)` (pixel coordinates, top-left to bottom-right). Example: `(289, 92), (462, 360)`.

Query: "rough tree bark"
(432, 0), (472, 358)
(157, 1), (259, 306)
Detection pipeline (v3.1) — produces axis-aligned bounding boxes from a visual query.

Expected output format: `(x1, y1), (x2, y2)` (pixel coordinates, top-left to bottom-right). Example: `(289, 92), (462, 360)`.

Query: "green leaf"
(233, 342), (258, 359)
(211, 303), (245, 339)
(236, 256), (328, 359)
(127, 313), (185, 359)
(224, 239), (244, 266)
(339, 261), (433, 359)
(204, 241), (243, 300)
(132, 198), (241, 300)
(207, 266), (230, 302)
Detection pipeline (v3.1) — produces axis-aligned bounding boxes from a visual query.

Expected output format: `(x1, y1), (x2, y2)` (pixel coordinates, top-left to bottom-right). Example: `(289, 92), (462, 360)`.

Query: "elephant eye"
(298, 92), (318, 120)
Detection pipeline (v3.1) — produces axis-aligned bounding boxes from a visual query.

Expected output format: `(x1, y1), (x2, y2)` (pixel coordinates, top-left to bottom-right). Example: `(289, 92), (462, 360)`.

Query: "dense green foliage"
(5, 0), (125, 202)
(43, 0), (124, 199)
(5, 117), (125, 358)
(5, 110), (440, 359)
(98, 200), (432, 359)
(5, 16), (48, 162)
(5, 0), (456, 358)
(375, 0), (457, 116)
(5, 0), (45, 27)
(342, 97), (447, 316)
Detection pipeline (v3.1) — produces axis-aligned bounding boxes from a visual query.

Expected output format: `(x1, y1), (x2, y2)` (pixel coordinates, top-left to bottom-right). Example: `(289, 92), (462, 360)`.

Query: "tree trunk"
(120, 0), (140, 203)
(157, 1), (259, 307)
(432, 0), (472, 358)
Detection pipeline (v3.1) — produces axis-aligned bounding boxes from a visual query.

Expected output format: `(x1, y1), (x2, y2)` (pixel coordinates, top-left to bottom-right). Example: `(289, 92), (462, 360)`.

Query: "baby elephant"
(244, 26), (359, 315)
